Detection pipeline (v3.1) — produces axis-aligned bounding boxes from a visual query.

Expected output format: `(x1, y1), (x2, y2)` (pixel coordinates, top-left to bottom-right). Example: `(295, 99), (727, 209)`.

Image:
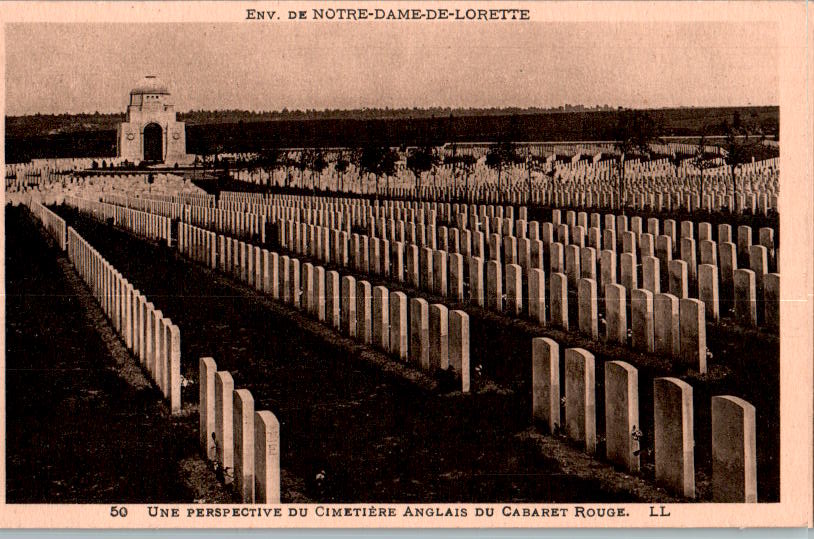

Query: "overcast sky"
(5, 22), (778, 116)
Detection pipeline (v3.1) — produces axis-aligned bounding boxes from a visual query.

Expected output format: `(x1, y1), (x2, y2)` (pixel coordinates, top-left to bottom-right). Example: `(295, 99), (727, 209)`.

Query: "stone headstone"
(505, 263), (523, 316)
(550, 272), (569, 330)
(325, 270), (340, 329)
(340, 275), (357, 337)
(254, 410), (280, 504)
(734, 268), (757, 326)
(643, 256), (660, 294)
(429, 304), (449, 371)
(578, 278), (598, 339)
(532, 337), (560, 433)
(698, 222), (712, 242)
(432, 249), (448, 297)
(699, 240), (717, 267)
(737, 225), (752, 260)
(654, 292), (679, 358)
(410, 298), (429, 369)
(356, 280), (372, 344)
(449, 253), (464, 301)
(620, 252), (637, 294)
(405, 244), (420, 288)
(389, 291), (408, 360)
(749, 244), (768, 302)
(712, 396), (757, 502)
(603, 228), (616, 253)
(656, 235), (673, 270)
(600, 249), (616, 294)
(214, 371), (235, 484)
(168, 324), (181, 413)
(528, 268), (546, 324)
(580, 247), (597, 280)
(565, 244), (581, 289)
(289, 258), (301, 308)
(550, 242), (564, 275)
(698, 264), (720, 322)
(640, 233), (655, 259)
(199, 357), (218, 460)
(449, 310), (470, 393)
(631, 288), (655, 352)
(486, 260), (503, 312)
(680, 220), (694, 240)
(605, 360), (640, 472)
(420, 247), (434, 292)
(233, 389), (255, 502)
(679, 298), (707, 373)
(647, 217), (660, 237)
(680, 237), (697, 287)
(654, 377), (695, 498)
(565, 348), (596, 454)
(668, 259), (689, 299)
(604, 283), (627, 345)
(372, 285), (390, 352)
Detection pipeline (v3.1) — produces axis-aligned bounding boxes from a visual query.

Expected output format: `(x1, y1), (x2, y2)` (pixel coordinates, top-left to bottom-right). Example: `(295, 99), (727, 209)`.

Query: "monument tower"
(117, 75), (187, 164)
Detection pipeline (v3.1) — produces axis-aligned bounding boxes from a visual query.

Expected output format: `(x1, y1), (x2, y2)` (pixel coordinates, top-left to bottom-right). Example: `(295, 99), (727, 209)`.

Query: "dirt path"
(5, 206), (233, 503)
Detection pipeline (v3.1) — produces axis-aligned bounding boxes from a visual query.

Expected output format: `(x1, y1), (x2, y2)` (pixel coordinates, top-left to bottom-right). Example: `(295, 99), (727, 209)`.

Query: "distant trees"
(334, 151), (351, 192)
(457, 154), (477, 193)
(358, 146), (399, 197)
(690, 133), (718, 204)
(280, 152), (297, 188)
(407, 146), (439, 190)
(524, 149), (547, 203)
(721, 112), (766, 205)
(444, 152), (477, 192)
(309, 150), (328, 191)
(612, 111), (661, 210)
(485, 141), (522, 194)
(297, 149), (313, 189)
(666, 151), (683, 178)
(256, 148), (281, 170)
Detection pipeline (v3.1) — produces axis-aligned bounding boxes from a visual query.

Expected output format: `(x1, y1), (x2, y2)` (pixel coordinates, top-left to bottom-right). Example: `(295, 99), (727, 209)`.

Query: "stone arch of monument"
(143, 122), (164, 162)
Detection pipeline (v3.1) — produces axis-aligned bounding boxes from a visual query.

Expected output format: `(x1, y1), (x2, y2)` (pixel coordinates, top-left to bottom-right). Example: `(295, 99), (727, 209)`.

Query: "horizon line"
(6, 103), (780, 118)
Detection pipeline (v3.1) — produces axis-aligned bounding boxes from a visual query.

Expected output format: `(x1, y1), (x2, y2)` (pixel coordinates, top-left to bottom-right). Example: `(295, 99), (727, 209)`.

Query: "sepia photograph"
(1, 1), (811, 529)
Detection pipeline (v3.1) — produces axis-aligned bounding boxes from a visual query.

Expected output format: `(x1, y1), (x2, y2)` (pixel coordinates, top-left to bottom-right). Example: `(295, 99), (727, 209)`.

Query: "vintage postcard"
(0, 0), (812, 529)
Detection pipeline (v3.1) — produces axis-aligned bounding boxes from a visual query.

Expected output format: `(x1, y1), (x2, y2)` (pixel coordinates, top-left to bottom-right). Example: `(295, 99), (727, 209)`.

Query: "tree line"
(204, 110), (771, 208)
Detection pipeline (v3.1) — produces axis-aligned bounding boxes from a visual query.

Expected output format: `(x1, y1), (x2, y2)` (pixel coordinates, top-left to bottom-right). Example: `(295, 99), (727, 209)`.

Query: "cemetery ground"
(4, 205), (234, 503)
(47, 205), (659, 504)
(41, 204), (779, 503)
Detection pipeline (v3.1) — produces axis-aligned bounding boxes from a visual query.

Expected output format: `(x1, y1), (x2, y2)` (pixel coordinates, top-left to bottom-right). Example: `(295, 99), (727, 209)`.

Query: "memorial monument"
(116, 75), (187, 164)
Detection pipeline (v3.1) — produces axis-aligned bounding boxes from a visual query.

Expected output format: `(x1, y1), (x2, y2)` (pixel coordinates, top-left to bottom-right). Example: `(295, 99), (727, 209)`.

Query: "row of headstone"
(199, 357), (281, 503)
(184, 206), (267, 244)
(280, 213), (776, 383)
(220, 151), (777, 214)
(218, 193), (777, 282)
(64, 226), (182, 413)
(179, 223), (471, 392)
(274, 217), (721, 375)
(66, 196), (172, 247)
(28, 200), (67, 250)
(97, 191), (774, 383)
(531, 337), (757, 502)
(104, 193), (186, 221)
(260, 194), (777, 286)
(100, 193), (267, 246)
(102, 189), (777, 368)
